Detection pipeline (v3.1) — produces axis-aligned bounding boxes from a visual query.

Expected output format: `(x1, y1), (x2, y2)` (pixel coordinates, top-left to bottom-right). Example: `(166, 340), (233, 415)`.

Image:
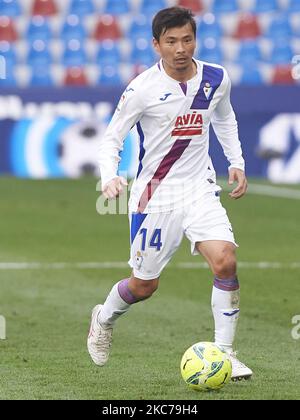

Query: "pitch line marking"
(0, 262), (300, 270)
(219, 181), (300, 200)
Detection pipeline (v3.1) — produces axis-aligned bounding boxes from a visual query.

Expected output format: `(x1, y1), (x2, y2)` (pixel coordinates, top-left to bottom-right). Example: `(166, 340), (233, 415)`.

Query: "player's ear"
(153, 37), (160, 54)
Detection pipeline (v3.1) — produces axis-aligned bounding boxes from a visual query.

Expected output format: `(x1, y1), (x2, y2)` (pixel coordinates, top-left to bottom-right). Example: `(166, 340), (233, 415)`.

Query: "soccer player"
(88, 7), (252, 381)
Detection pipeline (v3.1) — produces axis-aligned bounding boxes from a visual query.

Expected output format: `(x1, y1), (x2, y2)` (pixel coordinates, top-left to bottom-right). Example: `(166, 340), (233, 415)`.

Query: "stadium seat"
(98, 65), (122, 85)
(62, 39), (87, 67)
(27, 40), (52, 66)
(128, 15), (152, 41)
(60, 14), (86, 43)
(93, 15), (122, 41)
(197, 13), (222, 40)
(288, 0), (300, 13)
(0, 0), (294, 87)
(240, 65), (263, 84)
(237, 40), (261, 65)
(32, 0), (57, 16)
(212, 0), (238, 14)
(104, 0), (130, 15)
(64, 66), (88, 85)
(27, 16), (52, 42)
(0, 16), (18, 42)
(0, 0), (21, 17)
(96, 40), (121, 66)
(68, 0), (95, 16)
(130, 38), (155, 67)
(252, 0), (278, 13)
(0, 40), (16, 66)
(267, 15), (293, 41)
(178, 0), (204, 14)
(30, 65), (54, 85)
(234, 13), (261, 39)
(272, 64), (295, 84)
(140, 0), (167, 15)
(270, 40), (293, 64)
(198, 41), (223, 64)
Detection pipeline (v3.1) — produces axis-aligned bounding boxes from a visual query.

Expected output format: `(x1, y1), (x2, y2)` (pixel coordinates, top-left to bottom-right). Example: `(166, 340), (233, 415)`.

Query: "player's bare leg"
(87, 275), (159, 366)
(196, 240), (253, 381)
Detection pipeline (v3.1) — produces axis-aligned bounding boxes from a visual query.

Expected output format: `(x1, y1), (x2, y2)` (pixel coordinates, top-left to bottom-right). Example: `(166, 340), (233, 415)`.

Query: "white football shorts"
(128, 191), (237, 280)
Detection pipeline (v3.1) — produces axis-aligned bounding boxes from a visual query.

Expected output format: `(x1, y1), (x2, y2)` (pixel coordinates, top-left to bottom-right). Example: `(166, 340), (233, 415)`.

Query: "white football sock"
(98, 278), (143, 327)
(211, 280), (240, 352)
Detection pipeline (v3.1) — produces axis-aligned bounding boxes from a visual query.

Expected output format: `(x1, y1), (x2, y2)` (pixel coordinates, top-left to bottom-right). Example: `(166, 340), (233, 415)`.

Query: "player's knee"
(212, 247), (237, 278)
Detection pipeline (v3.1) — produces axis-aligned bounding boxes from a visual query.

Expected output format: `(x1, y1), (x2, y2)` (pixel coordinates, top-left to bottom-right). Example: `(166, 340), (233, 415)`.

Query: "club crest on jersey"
(172, 111), (203, 137)
(203, 82), (212, 100)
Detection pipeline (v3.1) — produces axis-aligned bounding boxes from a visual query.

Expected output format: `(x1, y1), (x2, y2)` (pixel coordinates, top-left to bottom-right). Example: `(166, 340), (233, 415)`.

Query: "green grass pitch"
(0, 177), (300, 400)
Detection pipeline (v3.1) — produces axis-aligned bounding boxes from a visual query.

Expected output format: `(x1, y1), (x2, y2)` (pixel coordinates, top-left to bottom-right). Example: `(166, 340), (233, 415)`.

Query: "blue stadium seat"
(198, 39), (223, 64)
(128, 15), (152, 41)
(270, 40), (293, 64)
(212, 0), (238, 14)
(240, 65), (263, 84)
(197, 14), (222, 40)
(237, 40), (261, 65)
(27, 16), (52, 42)
(0, 0), (21, 17)
(61, 14), (86, 43)
(96, 41), (121, 66)
(267, 15), (293, 41)
(0, 40), (16, 66)
(68, 0), (95, 16)
(62, 40), (87, 67)
(98, 65), (122, 85)
(252, 0), (278, 13)
(30, 65), (54, 86)
(130, 38), (155, 67)
(140, 0), (167, 15)
(104, 0), (130, 15)
(27, 40), (52, 66)
(288, 0), (300, 13)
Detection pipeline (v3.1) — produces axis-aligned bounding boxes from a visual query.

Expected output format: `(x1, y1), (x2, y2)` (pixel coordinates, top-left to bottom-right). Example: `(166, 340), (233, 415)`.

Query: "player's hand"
(228, 168), (247, 199)
(102, 176), (128, 200)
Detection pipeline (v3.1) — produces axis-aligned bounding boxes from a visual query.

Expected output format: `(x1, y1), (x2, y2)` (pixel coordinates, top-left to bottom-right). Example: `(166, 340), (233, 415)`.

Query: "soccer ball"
(180, 342), (232, 391)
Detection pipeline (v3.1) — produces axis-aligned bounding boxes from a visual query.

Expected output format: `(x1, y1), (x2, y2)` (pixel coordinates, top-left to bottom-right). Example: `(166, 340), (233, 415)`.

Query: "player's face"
(153, 23), (196, 76)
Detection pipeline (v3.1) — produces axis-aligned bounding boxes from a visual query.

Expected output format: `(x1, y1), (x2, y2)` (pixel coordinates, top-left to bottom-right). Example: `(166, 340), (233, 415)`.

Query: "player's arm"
(99, 86), (143, 199)
(211, 70), (247, 199)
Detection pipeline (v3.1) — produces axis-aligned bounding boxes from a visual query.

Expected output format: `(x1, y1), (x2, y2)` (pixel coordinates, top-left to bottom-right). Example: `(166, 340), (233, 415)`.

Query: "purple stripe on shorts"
(214, 277), (240, 291)
(117, 278), (139, 304)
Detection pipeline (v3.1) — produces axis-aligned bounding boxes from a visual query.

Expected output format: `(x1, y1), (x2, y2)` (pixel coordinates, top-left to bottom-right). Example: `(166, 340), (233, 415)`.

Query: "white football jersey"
(99, 59), (245, 213)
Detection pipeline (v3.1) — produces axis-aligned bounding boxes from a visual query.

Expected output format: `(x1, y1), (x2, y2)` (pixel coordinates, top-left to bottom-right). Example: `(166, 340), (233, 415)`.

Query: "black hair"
(152, 7), (196, 41)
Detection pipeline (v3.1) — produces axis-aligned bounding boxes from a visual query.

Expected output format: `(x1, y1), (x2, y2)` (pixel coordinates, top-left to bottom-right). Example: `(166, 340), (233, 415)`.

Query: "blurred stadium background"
(1, 0), (300, 401)
(0, 0), (299, 182)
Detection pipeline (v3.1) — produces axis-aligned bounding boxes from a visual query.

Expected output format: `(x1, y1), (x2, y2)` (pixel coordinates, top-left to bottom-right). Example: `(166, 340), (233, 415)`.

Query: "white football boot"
(228, 351), (253, 381)
(87, 304), (113, 366)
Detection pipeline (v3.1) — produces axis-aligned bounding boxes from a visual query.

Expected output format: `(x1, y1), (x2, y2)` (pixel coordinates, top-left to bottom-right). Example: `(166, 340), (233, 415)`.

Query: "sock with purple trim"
(98, 278), (141, 327)
(211, 276), (240, 353)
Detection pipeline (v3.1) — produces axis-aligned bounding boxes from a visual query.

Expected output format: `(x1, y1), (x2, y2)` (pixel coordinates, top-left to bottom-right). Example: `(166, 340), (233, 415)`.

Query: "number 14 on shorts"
(139, 228), (162, 251)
